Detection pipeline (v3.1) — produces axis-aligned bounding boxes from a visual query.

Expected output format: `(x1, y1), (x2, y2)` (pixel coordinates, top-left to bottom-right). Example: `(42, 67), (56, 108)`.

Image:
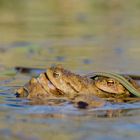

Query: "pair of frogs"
(16, 65), (140, 108)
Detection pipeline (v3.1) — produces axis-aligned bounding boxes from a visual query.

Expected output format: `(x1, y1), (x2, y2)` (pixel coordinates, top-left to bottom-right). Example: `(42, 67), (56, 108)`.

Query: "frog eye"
(94, 77), (99, 80)
(53, 71), (61, 78)
(107, 79), (115, 85)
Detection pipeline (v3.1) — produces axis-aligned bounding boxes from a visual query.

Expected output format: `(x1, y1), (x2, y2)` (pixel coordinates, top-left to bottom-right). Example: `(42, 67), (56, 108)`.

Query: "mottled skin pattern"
(46, 65), (131, 98)
(95, 77), (127, 94)
(16, 65), (139, 107)
(16, 70), (105, 108)
(16, 73), (67, 99)
(95, 76), (139, 95)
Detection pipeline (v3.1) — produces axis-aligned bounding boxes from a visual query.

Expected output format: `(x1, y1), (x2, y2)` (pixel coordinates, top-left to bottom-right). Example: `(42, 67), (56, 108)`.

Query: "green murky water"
(0, 0), (140, 140)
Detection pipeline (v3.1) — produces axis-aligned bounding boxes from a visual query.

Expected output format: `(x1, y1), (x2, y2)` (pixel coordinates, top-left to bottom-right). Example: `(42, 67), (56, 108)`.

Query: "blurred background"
(0, 0), (140, 73)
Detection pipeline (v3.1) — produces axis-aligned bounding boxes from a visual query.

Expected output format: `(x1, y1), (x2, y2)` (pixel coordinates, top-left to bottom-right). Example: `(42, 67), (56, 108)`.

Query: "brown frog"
(16, 65), (108, 107)
(16, 65), (134, 107)
(16, 73), (67, 99)
(46, 65), (131, 99)
(94, 76), (139, 95)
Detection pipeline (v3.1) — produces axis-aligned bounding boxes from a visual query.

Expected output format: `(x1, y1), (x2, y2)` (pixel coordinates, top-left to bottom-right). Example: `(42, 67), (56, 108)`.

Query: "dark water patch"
(0, 128), (39, 140)
(6, 103), (28, 108)
(11, 41), (31, 48)
(115, 47), (124, 54)
(15, 66), (45, 75)
(5, 97), (25, 102)
(82, 59), (92, 65)
(55, 56), (65, 62)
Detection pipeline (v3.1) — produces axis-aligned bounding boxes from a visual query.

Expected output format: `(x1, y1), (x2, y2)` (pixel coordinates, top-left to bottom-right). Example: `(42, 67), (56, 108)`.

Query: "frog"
(85, 71), (140, 97)
(16, 69), (106, 108)
(16, 65), (110, 108)
(16, 65), (135, 107)
(16, 73), (66, 100)
(16, 76), (49, 99)
(46, 65), (130, 99)
(94, 76), (140, 96)
(95, 76), (127, 95)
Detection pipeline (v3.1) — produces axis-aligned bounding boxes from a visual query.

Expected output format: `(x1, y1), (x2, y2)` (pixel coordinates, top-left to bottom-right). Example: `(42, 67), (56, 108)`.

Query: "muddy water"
(1, 0), (140, 140)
